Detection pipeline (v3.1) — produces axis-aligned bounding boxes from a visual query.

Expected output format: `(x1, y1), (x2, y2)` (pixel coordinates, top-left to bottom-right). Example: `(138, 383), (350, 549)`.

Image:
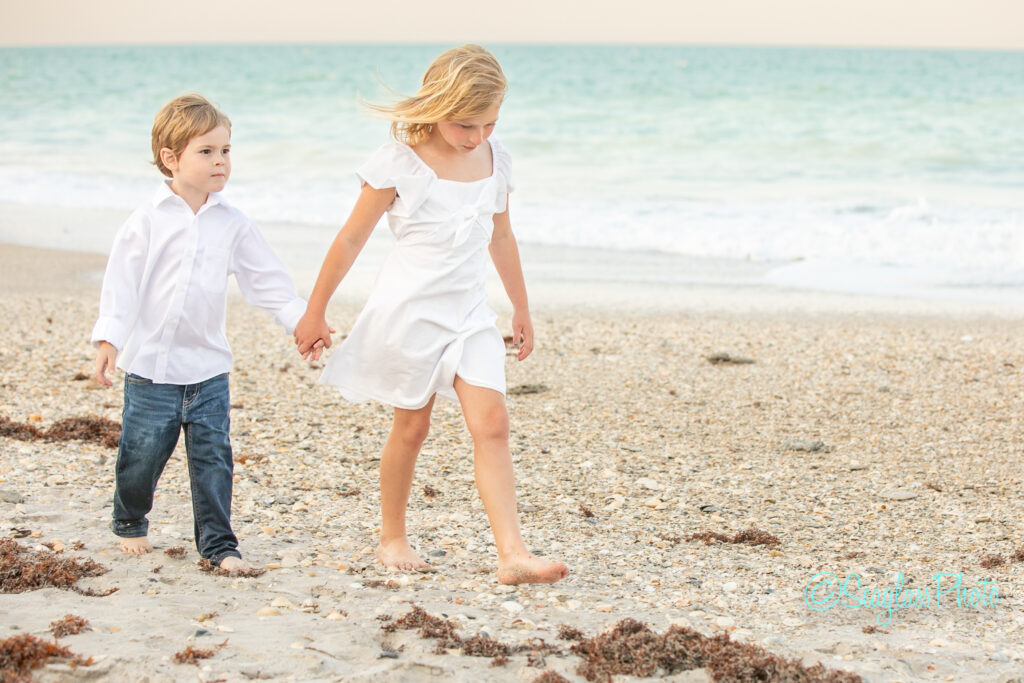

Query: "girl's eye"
(200, 149), (211, 154)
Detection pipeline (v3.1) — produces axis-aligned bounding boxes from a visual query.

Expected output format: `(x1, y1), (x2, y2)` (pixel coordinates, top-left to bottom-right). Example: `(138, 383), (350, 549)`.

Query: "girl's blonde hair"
(367, 45), (507, 146)
(152, 93), (231, 177)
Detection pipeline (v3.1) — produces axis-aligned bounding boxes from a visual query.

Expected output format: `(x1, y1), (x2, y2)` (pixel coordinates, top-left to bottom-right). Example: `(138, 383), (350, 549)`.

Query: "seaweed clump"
(171, 645), (217, 665)
(569, 618), (860, 683)
(0, 415), (121, 449)
(0, 633), (92, 681)
(383, 605), (463, 653)
(688, 528), (781, 547)
(50, 615), (90, 638)
(163, 546), (187, 559)
(980, 554), (1006, 569)
(0, 539), (115, 596)
(533, 671), (570, 683)
(557, 625), (585, 641)
(197, 559), (266, 578)
(384, 606), (562, 663)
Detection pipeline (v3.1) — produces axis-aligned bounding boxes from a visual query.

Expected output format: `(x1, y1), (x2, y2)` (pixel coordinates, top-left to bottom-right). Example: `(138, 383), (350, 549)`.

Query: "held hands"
(510, 308), (534, 361)
(294, 311), (335, 362)
(93, 341), (117, 386)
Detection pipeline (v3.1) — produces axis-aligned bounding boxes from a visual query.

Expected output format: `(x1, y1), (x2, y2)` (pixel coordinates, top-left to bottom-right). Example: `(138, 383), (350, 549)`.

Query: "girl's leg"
(453, 376), (568, 584)
(377, 397), (435, 570)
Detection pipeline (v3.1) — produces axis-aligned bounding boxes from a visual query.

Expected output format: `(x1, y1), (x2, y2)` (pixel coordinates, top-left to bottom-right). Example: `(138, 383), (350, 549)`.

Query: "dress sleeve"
(491, 137), (514, 213)
(356, 142), (432, 215)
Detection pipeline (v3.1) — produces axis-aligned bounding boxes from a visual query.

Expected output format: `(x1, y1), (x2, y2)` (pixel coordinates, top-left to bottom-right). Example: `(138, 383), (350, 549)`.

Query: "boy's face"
(162, 125), (231, 202)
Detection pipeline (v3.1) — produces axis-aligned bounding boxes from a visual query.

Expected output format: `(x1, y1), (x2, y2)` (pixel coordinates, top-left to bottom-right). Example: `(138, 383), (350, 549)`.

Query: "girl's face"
(434, 102), (501, 153)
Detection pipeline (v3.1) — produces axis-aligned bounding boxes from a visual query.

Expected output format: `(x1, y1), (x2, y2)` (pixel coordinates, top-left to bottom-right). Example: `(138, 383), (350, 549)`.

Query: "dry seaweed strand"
(50, 615), (90, 638)
(385, 606), (562, 664)
(0, 417), (42, 440)
(569, 618), (861, 683)
(1011, 546), (1024, 563)
(0, 415), (121, 449)
(0, 539), (115, 596)
(164, 546), (187, 559)
(980, 554), (1006, 569)
(171, 646), (216, 665)
(196, 559), (266, 578)
(533, 672), (570, 683)
(382, 605), (463, 653)
(44, 417), (121, 449)
(688, 528), (781, 547)
(0, 633), (92, 681)
(557, 625), (585, 641)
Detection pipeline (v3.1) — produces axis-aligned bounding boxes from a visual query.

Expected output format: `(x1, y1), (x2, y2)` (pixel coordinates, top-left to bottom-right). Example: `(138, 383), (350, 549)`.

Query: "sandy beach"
(1, 241), (1023, 682)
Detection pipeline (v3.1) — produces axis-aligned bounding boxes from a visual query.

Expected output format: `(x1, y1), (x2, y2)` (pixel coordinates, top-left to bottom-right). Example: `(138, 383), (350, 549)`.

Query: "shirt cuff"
(274, 298), (308, 335)
(91, 317), (128, 351)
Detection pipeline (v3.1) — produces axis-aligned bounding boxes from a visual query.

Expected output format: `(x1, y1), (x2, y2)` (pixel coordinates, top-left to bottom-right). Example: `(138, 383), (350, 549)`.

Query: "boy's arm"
(231, 222), (308, 335)
(294, 184), (396, 359)
(91, 212), (149, 383)
(488, 202), (533, 361)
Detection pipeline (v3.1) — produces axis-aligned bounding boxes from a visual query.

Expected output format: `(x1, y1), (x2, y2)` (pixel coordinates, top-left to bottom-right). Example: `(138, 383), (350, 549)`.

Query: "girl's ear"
(160, 147), (178, 172)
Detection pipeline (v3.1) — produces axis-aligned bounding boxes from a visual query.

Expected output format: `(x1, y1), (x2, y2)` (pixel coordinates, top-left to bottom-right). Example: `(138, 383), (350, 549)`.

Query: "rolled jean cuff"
(209, 549), (242, 566)
(111, 519), (148, 538)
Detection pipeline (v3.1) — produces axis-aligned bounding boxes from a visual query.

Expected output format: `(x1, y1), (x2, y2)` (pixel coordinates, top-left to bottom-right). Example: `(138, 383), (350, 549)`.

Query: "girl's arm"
(294, 184), (396, 358)
(488, 202), (533, 361)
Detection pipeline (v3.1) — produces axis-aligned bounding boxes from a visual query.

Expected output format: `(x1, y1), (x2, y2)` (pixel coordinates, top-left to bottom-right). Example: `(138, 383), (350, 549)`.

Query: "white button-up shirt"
(91, 180), (306, 385)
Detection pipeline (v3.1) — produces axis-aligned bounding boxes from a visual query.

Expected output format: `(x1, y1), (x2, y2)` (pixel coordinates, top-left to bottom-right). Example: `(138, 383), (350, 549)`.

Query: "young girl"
(294, 45), (568, 585)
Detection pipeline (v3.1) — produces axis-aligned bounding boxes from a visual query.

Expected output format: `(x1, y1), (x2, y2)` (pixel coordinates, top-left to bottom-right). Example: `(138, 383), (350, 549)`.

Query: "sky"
(2, 0), (1023, 49)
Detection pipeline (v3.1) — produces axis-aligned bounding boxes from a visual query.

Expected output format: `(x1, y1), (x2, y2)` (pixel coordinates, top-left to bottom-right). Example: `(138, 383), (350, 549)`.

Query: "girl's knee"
(469, 406), (509, 443)
(392, 416), (431, 449)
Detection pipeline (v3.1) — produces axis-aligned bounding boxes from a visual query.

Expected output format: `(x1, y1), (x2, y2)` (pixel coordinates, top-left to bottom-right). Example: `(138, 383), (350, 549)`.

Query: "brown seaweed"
(0, 539), (114, 596)
(50, 615), (90, 638)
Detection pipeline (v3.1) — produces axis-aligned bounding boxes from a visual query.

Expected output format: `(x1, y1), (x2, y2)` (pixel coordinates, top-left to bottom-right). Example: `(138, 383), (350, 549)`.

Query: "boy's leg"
(113, 375), (183, 553)
(377, 397), (435, 570)
(181, 373), (241, 567)
(453, 376), (568, 584)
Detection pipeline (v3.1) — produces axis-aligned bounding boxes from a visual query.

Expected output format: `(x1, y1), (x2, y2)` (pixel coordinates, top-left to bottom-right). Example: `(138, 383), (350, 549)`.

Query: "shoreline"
(2, 240), (1023, 682)
(2, 213), (1023, 320)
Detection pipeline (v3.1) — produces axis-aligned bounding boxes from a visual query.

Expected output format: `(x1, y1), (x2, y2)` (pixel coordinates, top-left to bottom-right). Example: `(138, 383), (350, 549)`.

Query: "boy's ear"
(159, 147), (178, 172)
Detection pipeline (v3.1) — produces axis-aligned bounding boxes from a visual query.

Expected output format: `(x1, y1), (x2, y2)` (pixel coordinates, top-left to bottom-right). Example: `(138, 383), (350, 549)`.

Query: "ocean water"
(1, 44), (1022, 300)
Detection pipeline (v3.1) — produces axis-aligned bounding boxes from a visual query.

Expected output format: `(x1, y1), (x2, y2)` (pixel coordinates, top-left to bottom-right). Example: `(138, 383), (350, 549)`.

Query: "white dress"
(319, 137), (514, 410)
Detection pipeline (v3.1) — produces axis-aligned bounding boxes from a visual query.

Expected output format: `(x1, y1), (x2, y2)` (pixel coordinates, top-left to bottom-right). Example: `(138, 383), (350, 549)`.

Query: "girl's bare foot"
(376, 538), (431, 571)
(120, 537), (152, 555)
(218, 556), (251, 573)
(497, 552), (569, 585)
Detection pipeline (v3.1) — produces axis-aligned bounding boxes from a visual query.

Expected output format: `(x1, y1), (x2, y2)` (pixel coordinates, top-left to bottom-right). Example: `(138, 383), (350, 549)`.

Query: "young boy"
(92, 93), (307, 572)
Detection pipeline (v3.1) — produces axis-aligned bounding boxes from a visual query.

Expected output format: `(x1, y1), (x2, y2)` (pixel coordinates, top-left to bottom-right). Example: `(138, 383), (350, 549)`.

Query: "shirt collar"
(151, 179), (228, 213)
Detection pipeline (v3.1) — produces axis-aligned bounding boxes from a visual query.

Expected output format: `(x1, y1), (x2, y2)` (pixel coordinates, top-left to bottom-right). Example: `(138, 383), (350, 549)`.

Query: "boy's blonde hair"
(368, 45), (507, 146)
(151, 93), (231, 177)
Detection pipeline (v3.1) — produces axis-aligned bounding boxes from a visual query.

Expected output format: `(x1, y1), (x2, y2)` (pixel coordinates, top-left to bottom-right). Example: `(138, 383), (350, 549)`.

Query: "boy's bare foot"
(497, 552), (569, 585)
(218, 556), (251, 573)
(120, 537), (153, 555)
(376, 539), (431, 571)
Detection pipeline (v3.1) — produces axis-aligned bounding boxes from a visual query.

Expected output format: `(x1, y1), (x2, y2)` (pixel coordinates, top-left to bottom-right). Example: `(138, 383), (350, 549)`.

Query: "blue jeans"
(112, 372), (241, 564)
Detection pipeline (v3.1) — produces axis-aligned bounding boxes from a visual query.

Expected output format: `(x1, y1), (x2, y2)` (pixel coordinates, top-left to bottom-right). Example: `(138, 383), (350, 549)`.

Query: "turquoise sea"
(1, 45), (1022, 299)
